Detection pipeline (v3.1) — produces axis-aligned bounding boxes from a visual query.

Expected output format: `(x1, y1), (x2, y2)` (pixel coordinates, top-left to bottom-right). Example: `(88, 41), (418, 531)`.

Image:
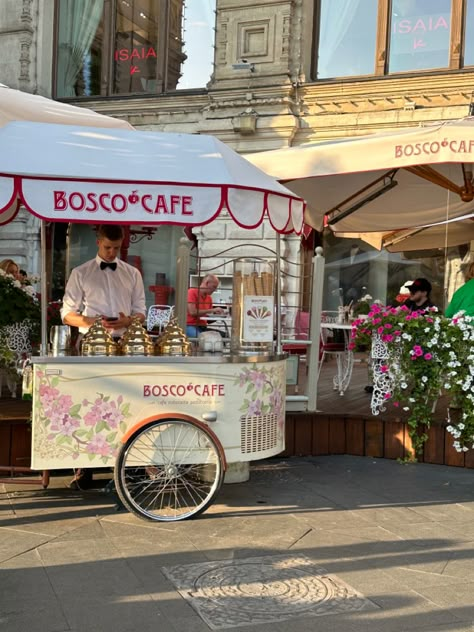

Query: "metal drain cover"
(162, 554), (378, 629)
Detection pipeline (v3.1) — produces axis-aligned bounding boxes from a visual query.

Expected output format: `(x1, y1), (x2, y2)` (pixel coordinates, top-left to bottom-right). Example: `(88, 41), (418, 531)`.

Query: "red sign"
(114, 47), (157, 62)
(143, 383), (225, 398)
(53, 190), (194, 216)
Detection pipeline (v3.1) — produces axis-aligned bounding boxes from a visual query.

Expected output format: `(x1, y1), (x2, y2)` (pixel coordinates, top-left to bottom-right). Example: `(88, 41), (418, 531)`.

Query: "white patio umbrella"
(0, 83), (132, 130)
(246, 118), (474, 233)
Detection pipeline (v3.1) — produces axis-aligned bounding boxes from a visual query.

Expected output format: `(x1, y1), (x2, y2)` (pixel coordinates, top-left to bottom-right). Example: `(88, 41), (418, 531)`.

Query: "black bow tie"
(100, 261), (117, 271)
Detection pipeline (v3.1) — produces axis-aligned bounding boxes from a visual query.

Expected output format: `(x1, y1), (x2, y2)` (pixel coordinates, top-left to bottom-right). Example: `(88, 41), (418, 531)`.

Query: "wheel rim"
(119, 420), (222, 521)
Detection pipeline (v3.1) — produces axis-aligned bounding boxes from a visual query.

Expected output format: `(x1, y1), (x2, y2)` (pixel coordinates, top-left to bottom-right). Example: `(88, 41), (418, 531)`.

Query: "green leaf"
(56, 435), (71, 445)
(69, 403), (82, 416)
(88, 453), (96, 461)
(119, 421), (127, 434)
(51, 377), (59, 387)
(107, 432), (117, 442)
(95, 420), (109, 433)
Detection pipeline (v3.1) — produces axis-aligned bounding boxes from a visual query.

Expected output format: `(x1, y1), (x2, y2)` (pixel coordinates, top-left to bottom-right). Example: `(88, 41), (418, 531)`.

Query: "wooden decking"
(286, 356), (472, 469)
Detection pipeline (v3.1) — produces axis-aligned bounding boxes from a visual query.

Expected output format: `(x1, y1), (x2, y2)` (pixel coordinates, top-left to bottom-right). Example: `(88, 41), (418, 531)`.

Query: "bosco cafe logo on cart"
(143, 382), (226, 398)
(53, 189), (195, 216)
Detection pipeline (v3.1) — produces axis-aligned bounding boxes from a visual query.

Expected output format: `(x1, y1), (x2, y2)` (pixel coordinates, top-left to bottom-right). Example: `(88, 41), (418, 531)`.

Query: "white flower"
(401, 382), (408, 389)
(421, 376), (428, 383)
(403, 407), (410, 411)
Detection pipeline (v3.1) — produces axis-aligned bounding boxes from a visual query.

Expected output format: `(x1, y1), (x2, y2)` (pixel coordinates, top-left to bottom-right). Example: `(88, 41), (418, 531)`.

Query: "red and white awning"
(0, 122), (305, 234)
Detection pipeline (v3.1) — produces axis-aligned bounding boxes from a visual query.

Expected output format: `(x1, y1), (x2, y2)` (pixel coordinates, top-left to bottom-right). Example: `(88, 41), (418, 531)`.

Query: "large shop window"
(55, 0), (216, 98)
(314, 0), (463, 79)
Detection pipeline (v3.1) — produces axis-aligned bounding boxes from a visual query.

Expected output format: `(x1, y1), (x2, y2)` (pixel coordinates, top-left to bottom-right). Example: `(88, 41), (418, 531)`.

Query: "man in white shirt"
(61, 224), (146, 338)
(61, 224), (146, 489)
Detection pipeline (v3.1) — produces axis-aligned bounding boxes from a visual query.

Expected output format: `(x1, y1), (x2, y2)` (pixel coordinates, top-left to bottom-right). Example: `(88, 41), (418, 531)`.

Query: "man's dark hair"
(97, 225), (124, 241)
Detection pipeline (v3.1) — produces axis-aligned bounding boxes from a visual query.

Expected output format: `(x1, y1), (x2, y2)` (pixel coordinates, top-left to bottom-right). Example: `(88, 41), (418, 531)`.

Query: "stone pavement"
(1, 455), (474, 632)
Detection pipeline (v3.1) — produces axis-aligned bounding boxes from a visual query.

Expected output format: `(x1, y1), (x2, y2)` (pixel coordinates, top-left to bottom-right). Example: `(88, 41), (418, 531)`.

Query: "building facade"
(1, 0), (474, 310)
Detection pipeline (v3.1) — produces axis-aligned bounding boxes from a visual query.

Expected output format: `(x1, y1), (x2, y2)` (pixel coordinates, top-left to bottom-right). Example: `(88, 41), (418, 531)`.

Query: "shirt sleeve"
(130, 268), (146, 316)
(445, 290), (459, 318)
(61, 268), (84, 321)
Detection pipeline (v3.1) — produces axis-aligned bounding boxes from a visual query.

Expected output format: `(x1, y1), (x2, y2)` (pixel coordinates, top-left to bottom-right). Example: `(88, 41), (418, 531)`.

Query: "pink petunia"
(424, 353), (432, 360)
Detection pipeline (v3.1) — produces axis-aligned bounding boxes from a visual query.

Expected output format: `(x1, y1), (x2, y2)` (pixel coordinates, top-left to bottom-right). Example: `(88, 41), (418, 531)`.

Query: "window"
(55, 0), (216, 98)
(313, 0), (472, 79)
(389, 0), (451, 73)
(316, 0), (378, 79)
(464, 0), (474, 66)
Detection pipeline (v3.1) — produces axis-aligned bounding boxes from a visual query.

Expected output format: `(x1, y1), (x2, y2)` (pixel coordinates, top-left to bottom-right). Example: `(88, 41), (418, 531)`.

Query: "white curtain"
(317, 0), (362, 77)
(56, 0), (104, 97)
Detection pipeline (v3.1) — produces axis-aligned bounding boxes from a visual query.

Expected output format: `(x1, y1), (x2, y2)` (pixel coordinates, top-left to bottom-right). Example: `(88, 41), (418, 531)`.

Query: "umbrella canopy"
(0, 84), (133, 130)
(335, 214), (474, 252)
(246, 118), (474, 233)
(0, 121), (304, 234)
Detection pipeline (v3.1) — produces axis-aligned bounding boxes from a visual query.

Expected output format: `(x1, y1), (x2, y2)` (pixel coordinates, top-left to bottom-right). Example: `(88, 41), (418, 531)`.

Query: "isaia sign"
(114, 46), (157, 62)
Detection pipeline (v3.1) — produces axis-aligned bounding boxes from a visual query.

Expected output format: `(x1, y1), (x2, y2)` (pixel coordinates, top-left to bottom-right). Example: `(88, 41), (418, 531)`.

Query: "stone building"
(1, 0), (474, 310)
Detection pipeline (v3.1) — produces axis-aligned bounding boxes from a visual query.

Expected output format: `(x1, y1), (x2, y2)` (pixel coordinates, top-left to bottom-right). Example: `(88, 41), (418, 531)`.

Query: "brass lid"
(81, 317), (119, 356)
(156, 317), (191, 356)
(120, 317), (155, 356)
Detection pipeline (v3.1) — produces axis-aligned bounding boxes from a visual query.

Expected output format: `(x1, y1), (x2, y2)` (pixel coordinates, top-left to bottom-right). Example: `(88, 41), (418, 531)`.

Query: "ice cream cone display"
(231, 259), (275, 354)
(156, 316), (191, 356)
(81, 317), (119, 356)
(120, 317), (155, 356)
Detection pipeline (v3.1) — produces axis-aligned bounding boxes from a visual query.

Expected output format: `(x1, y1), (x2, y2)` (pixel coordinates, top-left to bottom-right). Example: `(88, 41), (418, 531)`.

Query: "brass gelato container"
(155, 317), (191, 356)
(120, 317), (155, 356)
(81, 317), (119, 356)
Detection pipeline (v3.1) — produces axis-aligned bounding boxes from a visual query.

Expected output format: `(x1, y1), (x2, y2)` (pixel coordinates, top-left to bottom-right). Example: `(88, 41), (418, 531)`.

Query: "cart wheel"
(114, 418), (224, 522)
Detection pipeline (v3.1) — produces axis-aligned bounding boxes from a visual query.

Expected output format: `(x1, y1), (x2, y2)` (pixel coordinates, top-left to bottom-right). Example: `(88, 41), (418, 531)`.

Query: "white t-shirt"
(61, 255), (146, 334)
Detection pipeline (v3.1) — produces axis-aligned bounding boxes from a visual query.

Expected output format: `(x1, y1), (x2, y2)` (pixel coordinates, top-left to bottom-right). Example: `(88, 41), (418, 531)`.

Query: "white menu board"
(243, 296), (274, 342)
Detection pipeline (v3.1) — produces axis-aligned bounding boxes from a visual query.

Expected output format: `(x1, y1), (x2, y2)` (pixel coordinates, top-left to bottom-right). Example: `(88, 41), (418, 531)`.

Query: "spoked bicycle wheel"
(114, 417), (225, 522)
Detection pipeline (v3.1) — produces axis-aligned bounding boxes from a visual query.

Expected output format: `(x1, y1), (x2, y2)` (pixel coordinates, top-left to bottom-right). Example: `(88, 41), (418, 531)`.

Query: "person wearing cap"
(402, 278), (434, 312)
(446, 261), (474, 318)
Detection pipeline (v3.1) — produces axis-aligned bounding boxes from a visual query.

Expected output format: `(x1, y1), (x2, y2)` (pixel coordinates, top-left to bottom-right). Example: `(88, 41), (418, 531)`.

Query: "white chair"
(146, 305), (173, 333)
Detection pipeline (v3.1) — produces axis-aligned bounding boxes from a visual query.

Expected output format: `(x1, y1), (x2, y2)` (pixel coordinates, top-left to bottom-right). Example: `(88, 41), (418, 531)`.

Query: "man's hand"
(211, 306), (226, 315)
(101, 312), (131, 330)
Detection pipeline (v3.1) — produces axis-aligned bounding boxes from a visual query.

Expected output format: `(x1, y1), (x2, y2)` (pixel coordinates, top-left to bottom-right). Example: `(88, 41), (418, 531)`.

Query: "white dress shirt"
(61, 255), (146, 334)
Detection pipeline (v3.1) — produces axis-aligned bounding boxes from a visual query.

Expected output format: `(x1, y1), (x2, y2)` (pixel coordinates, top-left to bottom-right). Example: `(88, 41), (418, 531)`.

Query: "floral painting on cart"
(31, 360), (286, 470)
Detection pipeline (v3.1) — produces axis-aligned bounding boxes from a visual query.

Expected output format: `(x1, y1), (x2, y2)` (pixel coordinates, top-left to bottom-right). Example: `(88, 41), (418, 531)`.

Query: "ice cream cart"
(0, 121), (305, 521)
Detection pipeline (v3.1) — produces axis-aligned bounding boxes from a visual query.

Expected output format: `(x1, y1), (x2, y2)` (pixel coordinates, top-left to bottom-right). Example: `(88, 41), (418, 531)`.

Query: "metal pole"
(175, 237), (191, 330)
(275, 234), (282, 353)
(40, 221), (48, 356)
(307, 246), (325, 412)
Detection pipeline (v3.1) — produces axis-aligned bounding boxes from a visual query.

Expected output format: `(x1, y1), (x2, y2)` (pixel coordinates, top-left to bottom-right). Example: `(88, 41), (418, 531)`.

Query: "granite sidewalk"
(1, 455), (474, 632)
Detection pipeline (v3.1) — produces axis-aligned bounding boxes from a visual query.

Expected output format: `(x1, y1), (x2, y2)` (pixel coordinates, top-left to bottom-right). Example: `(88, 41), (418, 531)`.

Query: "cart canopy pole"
(307, 246), (325, 412)
(175, 237), (191, 330)
(40, 220), (48, 355)
(275, 234), (282, 354)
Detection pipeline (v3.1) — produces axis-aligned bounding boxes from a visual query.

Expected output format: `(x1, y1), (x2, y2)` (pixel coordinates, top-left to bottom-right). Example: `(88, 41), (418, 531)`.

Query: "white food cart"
(0, 121), (305, 521)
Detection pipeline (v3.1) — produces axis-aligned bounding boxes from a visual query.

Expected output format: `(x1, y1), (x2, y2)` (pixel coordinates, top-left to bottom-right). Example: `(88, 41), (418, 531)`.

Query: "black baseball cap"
(407, 278), (432, 293)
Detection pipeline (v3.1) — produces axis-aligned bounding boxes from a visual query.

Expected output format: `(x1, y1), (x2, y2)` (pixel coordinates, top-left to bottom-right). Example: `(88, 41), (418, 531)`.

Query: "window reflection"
(465, 0), (474, 66)
(56, 0), (216, 97)
(114, 1), (166, 94)
(56, 0), (105, 97)
(322, 232), (449, 311)
(389, 0), (451, 73)
(316, 0), (377, 79)
(177, 1), (216, 89)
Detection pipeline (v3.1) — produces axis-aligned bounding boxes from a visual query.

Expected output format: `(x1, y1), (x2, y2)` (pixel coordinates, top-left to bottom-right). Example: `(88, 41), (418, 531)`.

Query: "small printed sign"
(243, 296), (274, 342)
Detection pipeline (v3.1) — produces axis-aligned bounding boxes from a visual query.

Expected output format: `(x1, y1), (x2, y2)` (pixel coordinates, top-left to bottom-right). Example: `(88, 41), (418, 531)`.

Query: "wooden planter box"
(285, 412), (472, 468)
